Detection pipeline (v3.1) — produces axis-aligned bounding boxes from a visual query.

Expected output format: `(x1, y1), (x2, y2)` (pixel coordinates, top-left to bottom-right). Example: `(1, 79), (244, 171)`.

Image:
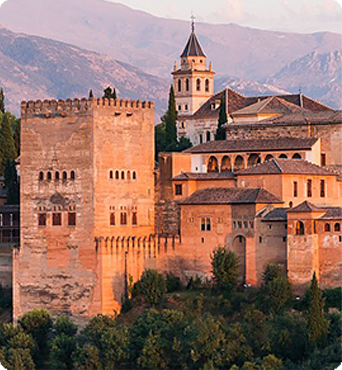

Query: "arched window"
(55, 171), (60, 181)
(221, 156), (232, 172)
(234, 156), (245, 171)
(70, 171), (75, 180)
(127, 171), (131, 180)
(324, 223), (331, 232)
(279, 154), (288, 159)
(289, 201), (293, 208)
(47, 172), (52, 181)
(247, 154), (261, 168)
(115, 171), (119, 180)
(132, 212), (137, 226)
(206, 131), (211, 142)
(133, 171), (137, 180)
(120, 212), (127, 225)
(207, 156), (219, 172)
(292, 153), (302, 159)
(199, 134), (203, 144)
(196, 78), (201, 91)
(265, 154), (274, 162)
(62, 171), (67, 181)
(109, 170), (113, 179)
(334, 223), (341, 232)
(121, 171), (125, 180)
(39, 172), (44, 181)
(295, 221), (305, 235)
(186, 78), (190, 92)
(205, 79), (210, 92)
(178, 79), (182, 92)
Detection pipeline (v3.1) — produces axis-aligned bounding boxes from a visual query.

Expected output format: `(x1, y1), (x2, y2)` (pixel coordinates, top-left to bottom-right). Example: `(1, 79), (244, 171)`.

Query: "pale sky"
(108, 0), (342, 34)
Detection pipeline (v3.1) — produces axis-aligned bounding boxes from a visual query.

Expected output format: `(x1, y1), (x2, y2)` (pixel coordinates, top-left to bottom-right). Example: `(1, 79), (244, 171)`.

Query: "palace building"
(4, 22), (342, 322)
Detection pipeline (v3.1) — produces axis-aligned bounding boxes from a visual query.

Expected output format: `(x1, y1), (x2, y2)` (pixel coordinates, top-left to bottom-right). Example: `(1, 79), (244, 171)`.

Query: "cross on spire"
(191, 13), (196, 33)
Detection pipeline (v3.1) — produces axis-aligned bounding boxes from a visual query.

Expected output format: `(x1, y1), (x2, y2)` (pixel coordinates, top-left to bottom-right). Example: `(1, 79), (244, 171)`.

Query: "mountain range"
(0, 0), (341, 115)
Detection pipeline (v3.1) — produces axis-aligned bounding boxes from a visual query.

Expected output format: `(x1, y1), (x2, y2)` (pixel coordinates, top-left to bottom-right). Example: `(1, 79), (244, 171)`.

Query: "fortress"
(7, 25), (342, 322)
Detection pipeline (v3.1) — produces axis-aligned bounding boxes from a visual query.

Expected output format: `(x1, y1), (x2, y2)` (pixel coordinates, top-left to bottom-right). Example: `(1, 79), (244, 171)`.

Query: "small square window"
(52, 213), (62, 226)
(175, 184), (183, 196)
(38, 213), (46, 227)
(68, 213), (76, 226)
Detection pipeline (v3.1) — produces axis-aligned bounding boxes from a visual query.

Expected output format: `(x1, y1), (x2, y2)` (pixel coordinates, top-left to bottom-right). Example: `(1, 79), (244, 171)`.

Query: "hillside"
(0, 26), (169, 116)
(265, 50), (342, 109)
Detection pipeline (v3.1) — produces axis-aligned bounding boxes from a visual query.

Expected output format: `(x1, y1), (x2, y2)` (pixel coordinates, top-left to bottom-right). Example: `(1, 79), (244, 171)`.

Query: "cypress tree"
(0, 113), (17, 176)
(164, 85), (178, 151)
(103, 87), (117, 100)
(215, 96), (227, 140)
(112, 88), (117, 100)
(89, 89), (94, 99)
(0, 88), (5, 114)
(4, 159), (19, 205)
(307, 272), (329, 346)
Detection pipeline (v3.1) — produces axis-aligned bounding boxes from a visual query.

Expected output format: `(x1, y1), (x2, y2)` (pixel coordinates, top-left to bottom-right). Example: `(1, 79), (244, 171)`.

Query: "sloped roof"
(232, 96), (304, 116)
(263, 110), (342, 125)
(319, 208), (342, 220)
(172, 172), (234, 181)
(237, 159), (337, 176)
(184, 138), (318, 154)
(287, 201), (324, 213)
(180, 187), (283, 205)
(181, 32), (206, 57)
(262, 208), (288, 221)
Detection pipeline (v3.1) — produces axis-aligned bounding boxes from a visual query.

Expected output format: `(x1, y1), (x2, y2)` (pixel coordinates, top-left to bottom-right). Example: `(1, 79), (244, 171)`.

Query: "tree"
(0, 112), (17, 176)
(137, 330), (167, 370)
(0, 87), (5, 114)
(132, 269), (166, 306)
(12, 118), (20, 157)
(260, 354), (283, 370)
(164, 85), (178, 151)
(103, 87), (117, 100)
(215, 97), (227, 141)
(307, 272), (329, 346)
(88, 89), (94, 99)
(211, 247), (239, 294)
(262, 264), (283, 285)
(4, 160), (19, 205)
(266, 277), (292, 313)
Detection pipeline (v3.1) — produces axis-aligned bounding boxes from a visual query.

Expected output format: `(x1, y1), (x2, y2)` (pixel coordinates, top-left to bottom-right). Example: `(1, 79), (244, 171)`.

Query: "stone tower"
(14, 98), (155, 322)
(172, 19), (215, 116)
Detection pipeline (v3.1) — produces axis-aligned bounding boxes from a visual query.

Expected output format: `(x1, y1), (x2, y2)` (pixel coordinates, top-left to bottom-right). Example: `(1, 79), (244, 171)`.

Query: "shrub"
(50, 333), (77, 370)
(262, 264), (283, 285)
(54, 316), (77, 337)
(165, 272), (183, 292)
(211, 247), (239, 294)
(186, 275), (203, 290)
(322, 288), (342, 310)
(132, 269), (166, 306)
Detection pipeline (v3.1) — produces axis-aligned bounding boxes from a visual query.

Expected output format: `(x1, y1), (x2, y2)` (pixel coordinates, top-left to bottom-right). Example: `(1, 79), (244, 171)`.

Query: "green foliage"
(0, 348), (36, 370)
(73, 345), (103, 370)
(54, 316), (78, 337)
(88, 89), (94, 99)
(322, 288), (342, 310)
(165, 272), (183, 293)
(50, 334), (77, 370)
(132, 269), (167, 306)
(164, 85), (178, 151)
(225, 323), (252, 366)
(137, 330), (167, 369)
(4, 159), (19, 205)
(11, 118), (20, 157)
(307, 272), (329, 346)
(211, 247), (239, 294)
(103, 86), (117, 100)
(0, 87), (5, 114)
(262, 264), (283, 285)
(0, 112), (17, 176)
(215, 97), (227, 140)
(265, 277), (292, 313)
(260, 354), (283, 370)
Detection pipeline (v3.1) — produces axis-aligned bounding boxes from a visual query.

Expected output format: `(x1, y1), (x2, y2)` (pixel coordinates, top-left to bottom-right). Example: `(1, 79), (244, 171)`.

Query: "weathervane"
(191, 13), (195, 32)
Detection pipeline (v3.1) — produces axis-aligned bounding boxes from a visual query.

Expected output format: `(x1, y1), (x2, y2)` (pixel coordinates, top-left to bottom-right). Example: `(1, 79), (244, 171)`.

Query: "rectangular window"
(132, 212), (137, 226)
(178, 105), (182, 111)
(38, 213), (46, 227)
(120, 212), (127, 225)
(321, 153), (326, 166)
(259, 237), (262, 243)
(307, 179), (312, 198)
(320, 180), (325, 198)
(52, 213), (62, 226)
(185, 104), (188, 111)
(175, 184), (183, 196)
(110, 213), (115, 226)
(68, 213), (76, 226)
(293, 181), (298, 198)
(200, 217), (211, 232)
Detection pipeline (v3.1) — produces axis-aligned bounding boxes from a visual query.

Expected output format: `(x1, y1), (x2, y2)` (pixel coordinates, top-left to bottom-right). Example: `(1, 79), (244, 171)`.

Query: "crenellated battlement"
(21, 97), (154, 118)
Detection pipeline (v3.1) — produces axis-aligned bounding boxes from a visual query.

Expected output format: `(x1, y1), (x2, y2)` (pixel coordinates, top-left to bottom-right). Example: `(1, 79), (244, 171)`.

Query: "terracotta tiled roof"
(263, 110), (342, 124)
(180, 187), (283, 205)
(232, 96), (304, 116)
(319, 208), (342, 220)
(184, 138), (318, 154)
(262, 208), (288, 221)
(237, 159), (337, 176)
(172, 172), (234, 181)
(287, 201), (323, 213)
(181, 32), (206, 57)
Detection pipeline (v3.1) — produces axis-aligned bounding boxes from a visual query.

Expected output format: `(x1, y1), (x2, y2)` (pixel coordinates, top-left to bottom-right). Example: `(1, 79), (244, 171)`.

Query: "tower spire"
(191, 13), (195, 33)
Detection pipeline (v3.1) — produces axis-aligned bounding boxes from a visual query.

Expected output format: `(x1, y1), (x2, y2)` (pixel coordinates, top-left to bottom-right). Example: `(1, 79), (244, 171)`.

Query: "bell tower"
(172, 17), (215, 116)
